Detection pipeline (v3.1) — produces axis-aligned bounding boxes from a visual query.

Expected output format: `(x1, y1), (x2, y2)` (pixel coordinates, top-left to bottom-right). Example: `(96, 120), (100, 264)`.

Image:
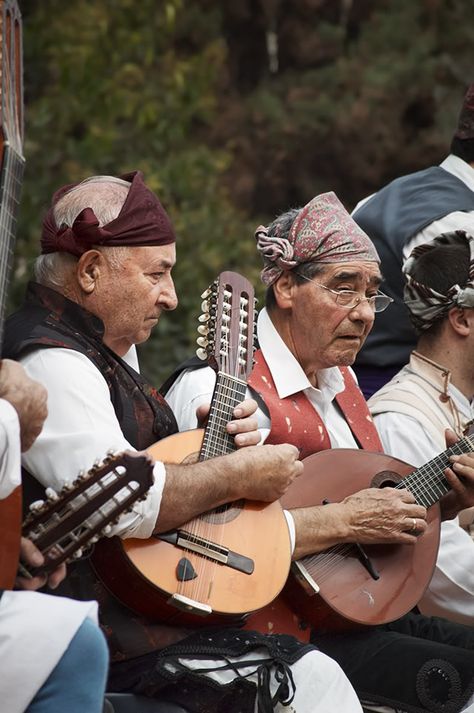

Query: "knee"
(68, 618), (109, 676)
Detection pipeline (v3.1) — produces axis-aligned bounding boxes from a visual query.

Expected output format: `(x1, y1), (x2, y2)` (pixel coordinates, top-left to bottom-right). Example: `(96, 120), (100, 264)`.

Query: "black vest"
(353, 165), (474, 367)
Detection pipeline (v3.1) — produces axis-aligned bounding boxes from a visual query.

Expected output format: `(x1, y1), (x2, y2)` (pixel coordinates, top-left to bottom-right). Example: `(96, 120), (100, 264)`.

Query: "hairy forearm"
(291, 503), (350, 560)
(153, 454), (245, 533)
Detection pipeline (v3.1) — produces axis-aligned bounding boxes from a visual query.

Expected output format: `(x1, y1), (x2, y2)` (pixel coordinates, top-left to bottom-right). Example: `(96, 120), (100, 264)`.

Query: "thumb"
(445, 428), (459, 448)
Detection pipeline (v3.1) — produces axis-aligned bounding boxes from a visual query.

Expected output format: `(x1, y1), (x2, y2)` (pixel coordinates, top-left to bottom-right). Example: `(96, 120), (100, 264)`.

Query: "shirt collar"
(441, 154), (474, 193)
(257, 307), (345, 400)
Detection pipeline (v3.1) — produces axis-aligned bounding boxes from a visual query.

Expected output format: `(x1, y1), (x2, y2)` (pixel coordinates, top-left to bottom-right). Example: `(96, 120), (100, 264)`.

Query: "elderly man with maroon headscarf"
(166, 192), (474, 713)
(3, 173), (366, 713)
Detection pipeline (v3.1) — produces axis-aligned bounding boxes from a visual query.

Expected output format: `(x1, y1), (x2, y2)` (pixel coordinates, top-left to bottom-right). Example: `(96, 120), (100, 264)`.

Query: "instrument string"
(182, 285), (252, 609)
(0, 8), (24, 349)
(300, 434), (474, 587)
(394, 434), (474, 507)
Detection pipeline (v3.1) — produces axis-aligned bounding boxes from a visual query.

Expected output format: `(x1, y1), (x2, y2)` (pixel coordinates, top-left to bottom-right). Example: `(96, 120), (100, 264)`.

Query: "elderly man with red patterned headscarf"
(166, 191), (474, 713)
(3, 173), (367, 713)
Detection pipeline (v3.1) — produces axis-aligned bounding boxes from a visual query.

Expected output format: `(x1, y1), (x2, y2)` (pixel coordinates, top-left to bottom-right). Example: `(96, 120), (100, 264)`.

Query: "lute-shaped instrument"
(92, 271), (292, 625)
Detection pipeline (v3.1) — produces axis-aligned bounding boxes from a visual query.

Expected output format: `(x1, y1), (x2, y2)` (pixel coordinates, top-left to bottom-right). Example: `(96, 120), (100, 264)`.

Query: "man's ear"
(272, 272), (296, 310)
(448, 306), (471, 337)
(76, 250), (103, 293)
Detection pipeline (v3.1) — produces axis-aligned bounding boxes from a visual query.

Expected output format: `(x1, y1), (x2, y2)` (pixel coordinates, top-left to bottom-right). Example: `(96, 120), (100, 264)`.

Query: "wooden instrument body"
(0, 485), (21, 588)
(280, 449), (441, 630)
(93, 429), (292, 626)
(0, 0), (24, 590)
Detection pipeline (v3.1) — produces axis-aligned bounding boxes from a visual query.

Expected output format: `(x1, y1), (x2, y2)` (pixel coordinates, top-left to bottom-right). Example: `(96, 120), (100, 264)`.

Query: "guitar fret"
(200, 366), (249, 461)
(397, 434), (474, 507)
(0, 142), (25, 347)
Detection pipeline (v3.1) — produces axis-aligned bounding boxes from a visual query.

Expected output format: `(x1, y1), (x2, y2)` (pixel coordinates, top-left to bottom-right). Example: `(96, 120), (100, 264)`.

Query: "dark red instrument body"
(278, 442), (474, 631)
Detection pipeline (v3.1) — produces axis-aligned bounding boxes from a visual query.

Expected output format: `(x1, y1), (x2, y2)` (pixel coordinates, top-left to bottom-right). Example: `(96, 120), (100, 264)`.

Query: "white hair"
(34, 175), (131, 290)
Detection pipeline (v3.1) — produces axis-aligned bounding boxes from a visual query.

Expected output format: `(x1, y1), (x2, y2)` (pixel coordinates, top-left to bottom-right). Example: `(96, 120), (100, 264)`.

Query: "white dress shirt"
(19, 346), (166, 539)
(0, 398), (99, 713)
(374, 384), (474, 626)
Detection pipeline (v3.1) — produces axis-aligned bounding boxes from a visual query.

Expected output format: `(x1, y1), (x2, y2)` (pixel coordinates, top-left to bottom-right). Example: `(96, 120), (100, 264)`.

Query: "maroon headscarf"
(41, 171), (176, 257)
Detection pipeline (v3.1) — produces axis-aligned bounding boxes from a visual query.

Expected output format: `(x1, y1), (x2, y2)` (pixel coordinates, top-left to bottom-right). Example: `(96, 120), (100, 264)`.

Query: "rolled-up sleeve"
(20, 348), (165, 538)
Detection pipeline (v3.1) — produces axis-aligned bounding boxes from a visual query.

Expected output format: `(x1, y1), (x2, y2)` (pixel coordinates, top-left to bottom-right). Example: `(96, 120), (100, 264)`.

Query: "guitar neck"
(400, 433), (474, 507)
(0, 143), (24, 346)
(200, 371), (247, 460)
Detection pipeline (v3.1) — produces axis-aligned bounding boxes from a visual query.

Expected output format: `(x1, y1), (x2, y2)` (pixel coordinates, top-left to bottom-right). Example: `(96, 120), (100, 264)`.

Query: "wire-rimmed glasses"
(297, 274), (393, 313)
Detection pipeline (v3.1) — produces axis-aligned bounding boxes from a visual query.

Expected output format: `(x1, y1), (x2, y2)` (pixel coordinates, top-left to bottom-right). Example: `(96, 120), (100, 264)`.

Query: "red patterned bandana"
(256, 191), (379, 286)
(41, 171), (176, 257)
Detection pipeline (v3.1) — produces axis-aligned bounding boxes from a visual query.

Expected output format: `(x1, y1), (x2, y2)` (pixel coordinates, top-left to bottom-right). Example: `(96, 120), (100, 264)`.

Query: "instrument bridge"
(157, 529), (254, 574)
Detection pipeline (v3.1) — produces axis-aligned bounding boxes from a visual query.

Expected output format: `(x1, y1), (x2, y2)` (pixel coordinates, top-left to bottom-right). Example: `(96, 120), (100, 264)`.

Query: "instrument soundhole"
(371, 469), (404, 489)
(201, 500), (244, 524)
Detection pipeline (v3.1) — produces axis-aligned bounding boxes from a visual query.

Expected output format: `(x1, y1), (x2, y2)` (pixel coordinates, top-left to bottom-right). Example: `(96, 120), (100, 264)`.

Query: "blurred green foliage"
(8, 0), (474, 384)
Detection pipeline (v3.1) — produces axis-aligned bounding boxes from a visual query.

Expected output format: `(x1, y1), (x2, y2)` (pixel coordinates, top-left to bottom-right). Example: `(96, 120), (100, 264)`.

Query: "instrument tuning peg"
(200, 288), (211, 299)
(45, 487), (59, 501)
(73, 548), (83, 559)
(196, 336), (208, 348)
(198, 313), (210, 323)
(201, 299), (210, 313)
(196, 347), (208, 360)
(197, 325), (208, 336)
(29, 499), (45, 512)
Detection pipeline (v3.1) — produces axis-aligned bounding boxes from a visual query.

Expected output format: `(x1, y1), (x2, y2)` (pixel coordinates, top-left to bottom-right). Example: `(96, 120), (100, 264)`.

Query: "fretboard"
(397, 433), (474, 507)
(0, 141), (24, 347)
(200, 371), (247, 460)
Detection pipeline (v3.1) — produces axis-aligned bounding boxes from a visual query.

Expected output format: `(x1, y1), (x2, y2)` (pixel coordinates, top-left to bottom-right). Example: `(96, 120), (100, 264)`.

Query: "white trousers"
(174, 648), (363, 712)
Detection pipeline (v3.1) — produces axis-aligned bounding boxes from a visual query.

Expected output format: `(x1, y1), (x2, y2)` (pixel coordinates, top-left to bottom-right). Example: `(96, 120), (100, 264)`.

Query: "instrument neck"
(400, 433), (474, 507)
(200, 371), (247, 460)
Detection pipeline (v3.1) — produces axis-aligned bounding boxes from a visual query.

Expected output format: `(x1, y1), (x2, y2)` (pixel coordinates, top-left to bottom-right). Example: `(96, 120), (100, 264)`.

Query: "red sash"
(248, 348), (382, 457)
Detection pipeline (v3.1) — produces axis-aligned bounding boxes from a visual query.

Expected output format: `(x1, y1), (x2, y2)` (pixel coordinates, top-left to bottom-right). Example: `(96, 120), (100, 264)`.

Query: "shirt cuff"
(109, 460), (166, 539)
(284, 509), (296, 554)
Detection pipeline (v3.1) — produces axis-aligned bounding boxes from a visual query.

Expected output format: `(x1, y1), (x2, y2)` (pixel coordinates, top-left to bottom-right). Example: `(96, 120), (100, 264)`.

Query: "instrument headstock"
(196, 270), (256, 380)
(22, 451), (154, 576)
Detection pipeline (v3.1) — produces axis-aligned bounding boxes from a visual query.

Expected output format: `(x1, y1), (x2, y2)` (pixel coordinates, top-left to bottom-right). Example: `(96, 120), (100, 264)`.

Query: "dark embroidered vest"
(247, 349), (383, 456)
(3, 282), (193, 661)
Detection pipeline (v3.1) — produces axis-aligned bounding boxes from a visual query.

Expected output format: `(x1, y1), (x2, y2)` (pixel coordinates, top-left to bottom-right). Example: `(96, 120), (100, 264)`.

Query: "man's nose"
(159, 277), (178, 311)
(349, 298), (376, 323)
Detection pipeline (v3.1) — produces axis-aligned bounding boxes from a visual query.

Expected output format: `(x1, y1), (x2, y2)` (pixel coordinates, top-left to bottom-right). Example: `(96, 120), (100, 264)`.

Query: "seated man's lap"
(313, 612), (474, 713)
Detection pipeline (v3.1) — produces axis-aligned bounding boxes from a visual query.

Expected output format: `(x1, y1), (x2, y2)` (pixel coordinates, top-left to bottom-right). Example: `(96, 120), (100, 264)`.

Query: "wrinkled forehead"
(316, 260), (382, 284)
(116, 243), (177, 269)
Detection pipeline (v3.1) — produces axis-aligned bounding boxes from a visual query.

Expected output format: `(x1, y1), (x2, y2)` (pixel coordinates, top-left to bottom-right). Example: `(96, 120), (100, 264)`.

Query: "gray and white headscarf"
(403, 230), (474, 332)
